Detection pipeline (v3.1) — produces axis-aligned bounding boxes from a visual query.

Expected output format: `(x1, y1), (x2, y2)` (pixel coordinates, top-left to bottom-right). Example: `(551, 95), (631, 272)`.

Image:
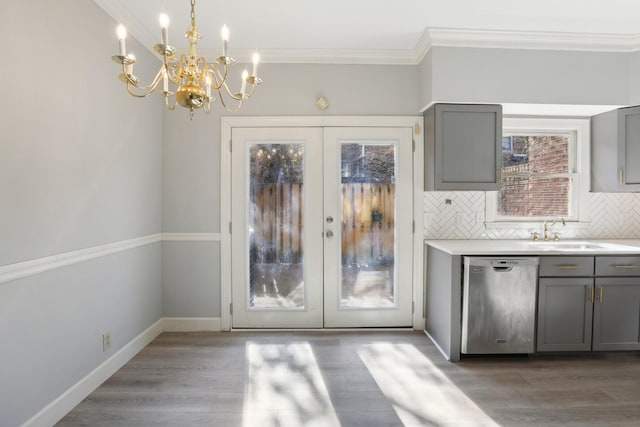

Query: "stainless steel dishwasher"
(462, 257), (539, 354)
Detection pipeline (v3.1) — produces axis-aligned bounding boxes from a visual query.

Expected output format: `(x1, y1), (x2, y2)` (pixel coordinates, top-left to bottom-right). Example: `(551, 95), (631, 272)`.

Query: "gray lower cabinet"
(592, 278), (640, 351)
(591, 105), (640, 192)
(537, 255), (640, 352)
(424, 103), (502, 191)
(537, 278), (594, 351)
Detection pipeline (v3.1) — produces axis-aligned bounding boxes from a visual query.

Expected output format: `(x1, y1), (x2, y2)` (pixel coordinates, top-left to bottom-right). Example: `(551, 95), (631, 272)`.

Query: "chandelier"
(111, 0), (262, 118)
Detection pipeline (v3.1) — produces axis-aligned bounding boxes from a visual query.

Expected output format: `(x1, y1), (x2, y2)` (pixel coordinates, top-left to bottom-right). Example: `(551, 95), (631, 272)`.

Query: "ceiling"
(94, 0), (640, 64)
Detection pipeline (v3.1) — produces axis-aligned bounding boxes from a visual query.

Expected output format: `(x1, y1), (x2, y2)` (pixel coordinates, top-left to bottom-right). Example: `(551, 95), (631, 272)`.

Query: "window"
(486, 117), (590, 227)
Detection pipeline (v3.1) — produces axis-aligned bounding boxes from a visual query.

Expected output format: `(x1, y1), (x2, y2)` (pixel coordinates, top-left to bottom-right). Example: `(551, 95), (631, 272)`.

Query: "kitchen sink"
(531, 241), (605, 251)
(528, 241), (607, 251)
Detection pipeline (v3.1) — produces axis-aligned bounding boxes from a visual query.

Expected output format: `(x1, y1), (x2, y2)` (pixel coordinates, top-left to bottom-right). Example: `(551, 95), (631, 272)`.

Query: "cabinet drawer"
(596, 256), (640, 276)
(539, 257), (594, 277)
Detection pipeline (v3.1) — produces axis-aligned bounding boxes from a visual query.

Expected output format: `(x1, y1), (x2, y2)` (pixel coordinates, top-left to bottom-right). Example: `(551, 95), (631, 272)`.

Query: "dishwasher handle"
(492, 266), (514, 272)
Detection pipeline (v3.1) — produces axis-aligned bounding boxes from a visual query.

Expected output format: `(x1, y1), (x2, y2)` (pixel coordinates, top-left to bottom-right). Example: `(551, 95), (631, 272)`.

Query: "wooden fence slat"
(250, 183), (394, 265)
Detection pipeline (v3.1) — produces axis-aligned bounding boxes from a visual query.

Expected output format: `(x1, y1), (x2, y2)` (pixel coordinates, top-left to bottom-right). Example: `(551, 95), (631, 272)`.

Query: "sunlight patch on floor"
(243, 342), (340, 427)
(358, 343), (499, 427)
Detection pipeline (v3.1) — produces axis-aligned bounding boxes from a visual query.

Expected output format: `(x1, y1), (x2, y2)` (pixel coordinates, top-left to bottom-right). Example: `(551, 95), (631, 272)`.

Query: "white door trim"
(220, 116), (424, 331)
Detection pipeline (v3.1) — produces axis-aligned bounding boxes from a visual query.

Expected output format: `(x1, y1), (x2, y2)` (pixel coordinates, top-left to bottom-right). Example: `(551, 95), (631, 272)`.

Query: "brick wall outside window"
(498, 136), (569, 217)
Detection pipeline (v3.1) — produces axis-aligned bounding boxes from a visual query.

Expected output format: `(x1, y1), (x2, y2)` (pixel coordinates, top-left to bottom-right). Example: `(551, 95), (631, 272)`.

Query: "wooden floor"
(57, 331), (640, 427)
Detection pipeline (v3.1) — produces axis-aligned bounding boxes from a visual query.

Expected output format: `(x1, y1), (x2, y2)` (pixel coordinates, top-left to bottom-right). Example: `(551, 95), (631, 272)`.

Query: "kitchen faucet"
(543, 217), (565, 241)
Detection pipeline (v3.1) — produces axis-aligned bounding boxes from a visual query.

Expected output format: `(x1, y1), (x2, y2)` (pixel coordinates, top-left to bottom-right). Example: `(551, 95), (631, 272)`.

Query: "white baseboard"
(163, 317), (222, 332)
(424, 330), (452, 361)
(23, 319), (164, 427)
(22, 317), (219, 426)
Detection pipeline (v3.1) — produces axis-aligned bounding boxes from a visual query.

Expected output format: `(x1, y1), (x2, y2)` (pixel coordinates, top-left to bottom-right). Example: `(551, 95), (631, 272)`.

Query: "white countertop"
(424, 239), (640, 255)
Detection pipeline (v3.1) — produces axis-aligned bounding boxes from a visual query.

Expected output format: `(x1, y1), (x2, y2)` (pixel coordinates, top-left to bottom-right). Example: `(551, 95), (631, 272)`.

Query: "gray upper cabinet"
(591, 105), (640, 192)
(424, 103), (502, 191)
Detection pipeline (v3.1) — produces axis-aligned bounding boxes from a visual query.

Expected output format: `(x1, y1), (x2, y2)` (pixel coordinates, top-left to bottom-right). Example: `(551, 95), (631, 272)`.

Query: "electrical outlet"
(102, 331), (111, 352)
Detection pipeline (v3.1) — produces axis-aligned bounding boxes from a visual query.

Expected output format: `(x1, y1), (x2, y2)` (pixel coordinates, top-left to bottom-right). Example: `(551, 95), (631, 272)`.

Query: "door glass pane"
(249, 143), (304, 309)
(340, 143), (396, 308)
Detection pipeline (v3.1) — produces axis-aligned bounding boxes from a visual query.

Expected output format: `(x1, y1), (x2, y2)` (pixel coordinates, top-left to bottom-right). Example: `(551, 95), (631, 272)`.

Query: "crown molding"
(416, 28), (640, 63)
(94, 0), (640, 66)
(198, 47), (420, 65)
(117, 28), (640, 66)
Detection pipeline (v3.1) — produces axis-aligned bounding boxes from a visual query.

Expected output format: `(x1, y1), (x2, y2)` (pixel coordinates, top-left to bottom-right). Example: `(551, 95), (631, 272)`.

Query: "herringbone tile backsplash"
(424, 192), (640, 240)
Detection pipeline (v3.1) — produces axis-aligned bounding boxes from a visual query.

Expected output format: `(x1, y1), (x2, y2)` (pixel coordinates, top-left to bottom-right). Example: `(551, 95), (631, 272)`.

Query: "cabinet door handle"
(588, 285), (594, 303)
(557, 264), (579, 269)
(613, 264), (637, 269)
(597, 285), (604, 303)
(619, 168), (624, 185)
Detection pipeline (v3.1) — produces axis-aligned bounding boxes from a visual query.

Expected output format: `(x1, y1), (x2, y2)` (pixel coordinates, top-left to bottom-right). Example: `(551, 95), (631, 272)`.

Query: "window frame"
(486, 117), (590, 229)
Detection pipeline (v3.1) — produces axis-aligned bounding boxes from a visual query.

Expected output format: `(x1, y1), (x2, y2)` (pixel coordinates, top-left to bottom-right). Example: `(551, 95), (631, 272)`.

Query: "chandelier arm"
(206, 63), (227, 90)
(216, 86), (244, 113)
(219, 79), (250, 101)
(196, 57), (208, 86)
(244, 82), (258, 98)
(164, 94), (177, 110)
(166, 55), (186, 84)
(122, 66), (165, 97)
(125, 83), (153, 98)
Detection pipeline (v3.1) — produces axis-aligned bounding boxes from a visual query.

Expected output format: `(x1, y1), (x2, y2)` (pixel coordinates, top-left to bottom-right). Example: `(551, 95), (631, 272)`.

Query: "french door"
(231, 126), (413, 328)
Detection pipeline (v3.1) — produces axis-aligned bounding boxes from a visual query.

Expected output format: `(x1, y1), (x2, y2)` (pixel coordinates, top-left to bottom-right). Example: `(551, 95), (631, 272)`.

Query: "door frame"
(220, 116), (424, 330)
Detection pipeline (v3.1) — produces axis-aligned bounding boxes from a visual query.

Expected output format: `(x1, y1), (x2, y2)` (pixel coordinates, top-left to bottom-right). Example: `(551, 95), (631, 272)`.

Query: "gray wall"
(421, 46), (633, 107)
(161, 63), (420, 318)
(0, 1), (162, 425)
(630, 51), (640, 104)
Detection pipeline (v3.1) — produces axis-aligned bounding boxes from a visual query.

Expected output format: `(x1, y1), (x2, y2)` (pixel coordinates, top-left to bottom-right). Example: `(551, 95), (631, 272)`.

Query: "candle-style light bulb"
(159, 14), (170, 45)
(205, 75), (212, 98)
(163, 70), (169, 92)
(221, 25), (229, 57)
(116, 24), (127, 56)
(252, 52), (260, 76)
(240, 69), (248, 94)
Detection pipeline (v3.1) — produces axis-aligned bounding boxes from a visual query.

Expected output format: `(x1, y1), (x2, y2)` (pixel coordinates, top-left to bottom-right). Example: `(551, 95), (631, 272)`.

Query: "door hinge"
(229, 139), (232, 152)
(230, 303), (233, 315)
(412, 220), (415, 233)
(412, 301), (415, 314)
(412, 138), (415, 153)
(229, 222), (232, 233)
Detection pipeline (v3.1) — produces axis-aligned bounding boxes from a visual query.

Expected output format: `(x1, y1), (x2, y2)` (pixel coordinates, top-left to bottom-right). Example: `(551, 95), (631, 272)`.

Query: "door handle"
(588, 285), (594, 303)
(326, 230), (334, 239)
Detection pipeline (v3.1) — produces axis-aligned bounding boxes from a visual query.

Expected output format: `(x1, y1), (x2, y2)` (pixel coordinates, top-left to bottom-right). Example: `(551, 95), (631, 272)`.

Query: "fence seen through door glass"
(340, 143), (396, 308)
(248, 143), (305, 309)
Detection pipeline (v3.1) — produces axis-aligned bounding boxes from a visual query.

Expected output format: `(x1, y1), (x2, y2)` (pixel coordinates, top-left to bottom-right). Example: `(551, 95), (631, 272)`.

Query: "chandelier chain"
(190, 0), (196, 27)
